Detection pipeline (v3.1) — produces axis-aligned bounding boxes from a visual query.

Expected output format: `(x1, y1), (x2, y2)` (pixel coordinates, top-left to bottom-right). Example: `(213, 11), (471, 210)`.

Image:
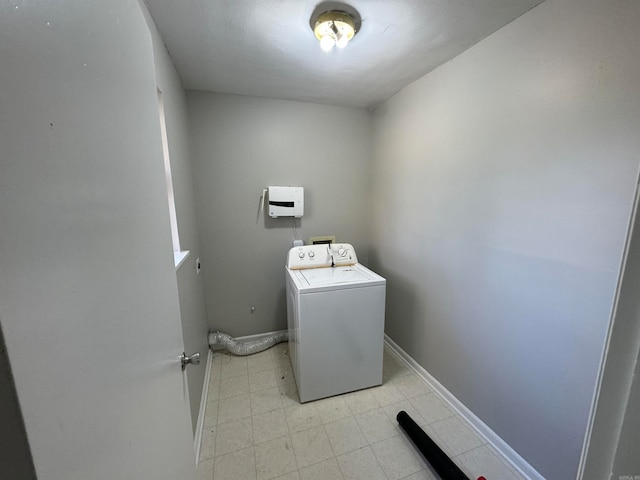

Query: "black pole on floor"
(396, 410), (473, 480)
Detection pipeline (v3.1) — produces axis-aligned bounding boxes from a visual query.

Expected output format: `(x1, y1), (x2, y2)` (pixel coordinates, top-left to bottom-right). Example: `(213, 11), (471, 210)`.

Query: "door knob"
(180, 352), (200, 370)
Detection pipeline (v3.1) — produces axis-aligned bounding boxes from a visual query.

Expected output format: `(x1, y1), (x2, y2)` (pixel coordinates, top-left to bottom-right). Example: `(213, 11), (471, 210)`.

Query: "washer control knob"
(338, 248), (346, 257)
(309, 251), (315, 258)
(298, 252), (305, 259)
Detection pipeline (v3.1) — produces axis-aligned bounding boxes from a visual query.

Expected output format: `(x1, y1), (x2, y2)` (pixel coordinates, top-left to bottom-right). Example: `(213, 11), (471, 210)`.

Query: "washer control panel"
(287, 243), (358, 270)
(329, 243), (358, 267)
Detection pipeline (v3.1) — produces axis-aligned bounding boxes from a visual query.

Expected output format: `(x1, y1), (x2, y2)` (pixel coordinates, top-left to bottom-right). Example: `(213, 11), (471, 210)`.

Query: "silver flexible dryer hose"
(208, 330), (288, 356)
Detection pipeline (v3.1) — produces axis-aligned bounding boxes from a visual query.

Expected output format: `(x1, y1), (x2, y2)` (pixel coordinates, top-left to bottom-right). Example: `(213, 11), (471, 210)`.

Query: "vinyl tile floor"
(197, 343), (527, 480)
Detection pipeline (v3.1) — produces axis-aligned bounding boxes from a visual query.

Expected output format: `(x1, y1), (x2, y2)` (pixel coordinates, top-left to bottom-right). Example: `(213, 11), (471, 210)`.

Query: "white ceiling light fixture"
(312, 11), (357, 52)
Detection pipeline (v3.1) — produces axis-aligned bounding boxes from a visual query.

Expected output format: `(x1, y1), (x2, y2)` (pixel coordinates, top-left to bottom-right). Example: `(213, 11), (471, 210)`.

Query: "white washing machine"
(285, 243), (386, 403)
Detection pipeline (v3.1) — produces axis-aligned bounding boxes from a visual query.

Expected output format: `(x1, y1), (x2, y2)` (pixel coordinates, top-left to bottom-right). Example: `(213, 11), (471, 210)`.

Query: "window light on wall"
(157, 88), (189, 269)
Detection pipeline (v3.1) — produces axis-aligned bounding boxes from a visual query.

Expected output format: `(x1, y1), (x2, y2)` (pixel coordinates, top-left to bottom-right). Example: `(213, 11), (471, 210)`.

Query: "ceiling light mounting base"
(312, 10), (357, 52)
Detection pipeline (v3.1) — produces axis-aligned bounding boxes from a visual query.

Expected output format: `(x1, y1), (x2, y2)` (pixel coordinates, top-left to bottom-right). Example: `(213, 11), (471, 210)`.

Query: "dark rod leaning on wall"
(396, 410), (486, 480)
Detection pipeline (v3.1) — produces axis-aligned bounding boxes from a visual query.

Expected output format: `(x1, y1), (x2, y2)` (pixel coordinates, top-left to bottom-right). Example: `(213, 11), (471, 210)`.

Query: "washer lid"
(296, 264), (385, 290)
(287, 263), (386, 293)
(298, 265), (373, 286)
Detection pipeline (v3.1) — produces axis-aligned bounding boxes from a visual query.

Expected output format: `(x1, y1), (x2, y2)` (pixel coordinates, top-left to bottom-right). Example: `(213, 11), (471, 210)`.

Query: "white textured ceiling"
(144, 0), (544, 108)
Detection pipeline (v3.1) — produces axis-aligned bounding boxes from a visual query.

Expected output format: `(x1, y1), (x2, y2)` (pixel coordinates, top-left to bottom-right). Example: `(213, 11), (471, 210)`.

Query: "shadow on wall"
(0, 324), (37, 478)
(264, 215), (301, 230)
(275, 286), (287, 331)
(369, 249), (419, 342)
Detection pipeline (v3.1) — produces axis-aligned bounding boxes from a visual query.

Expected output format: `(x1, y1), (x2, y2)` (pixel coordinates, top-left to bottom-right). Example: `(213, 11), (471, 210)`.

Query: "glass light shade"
(336, 32), (349, 48)
(320, 34), (336, 52)
(313, 11), (357, 52)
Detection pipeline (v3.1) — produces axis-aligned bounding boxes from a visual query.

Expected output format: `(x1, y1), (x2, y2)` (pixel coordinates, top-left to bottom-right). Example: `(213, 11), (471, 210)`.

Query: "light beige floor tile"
(273, 471), (300, 480)
(197, 458), (214, 480)
(299, 458), (344, 480)
(324, 417), (368, 456)
(290, 425), (335, 468)
(355, 408), (398, 444)
(250, 370), (279, 392)
(219, 374), (250, 398)
(382, 367), (410, 382)
(382, 359), (411, 375)
(219, 357), (249, 379)
(382, 348), (396, 361)
(336, 446), (387, 480)
(219, 362), (249, 380)
(381, 399), (426, 428)
(271, 344), (292, 367)
(204, 400), (218, 427)
(199, 425), (216, 461)
(213, 446), (256, 480)
(215, 416), (254, 456)
(253, 408), (290, 445)
(210, 354), (223, 380)
(248, 350), (275, 374)
(314, 396), (351, 424)
(409, 392), (454, 425)
(217, 393), (252, 424)
(279, 383), (300, 407)
(456, 445), (523, 480)
(207, 378), (221, 401)
(371, 435), (424, 480)
(255, 436), (298, 480)
(430, 416), (485, 456)
(205, 350), (523, 480)
(209, 370), (222, 384)
(344, 390), (380, 415)
(390, 374), (431, 399)
(216, 352), (248, 366)
(274, 364), (296, 386)
(370, 382), (406, 406)
(270, 342), (288, 354)
(285, 403), (323, 434)
(252, 386), (284, 415)
(402, 470), (439, 480)
(382, 355), (411, 381)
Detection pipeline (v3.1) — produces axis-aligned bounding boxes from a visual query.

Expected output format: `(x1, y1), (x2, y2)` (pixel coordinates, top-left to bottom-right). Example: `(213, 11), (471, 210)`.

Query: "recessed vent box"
(268, 186), (304, 218)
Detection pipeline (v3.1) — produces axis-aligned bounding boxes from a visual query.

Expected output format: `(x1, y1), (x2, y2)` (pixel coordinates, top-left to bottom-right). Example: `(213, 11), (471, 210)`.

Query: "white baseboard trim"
(193, 348), (212, 464)
(384, 334), (544, 480)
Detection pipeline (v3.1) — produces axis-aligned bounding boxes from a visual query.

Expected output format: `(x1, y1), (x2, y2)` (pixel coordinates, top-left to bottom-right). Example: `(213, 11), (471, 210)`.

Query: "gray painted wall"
(187, 93), (372, 336)
(141, 3), (209, 435)
(369, 0), (640, 478)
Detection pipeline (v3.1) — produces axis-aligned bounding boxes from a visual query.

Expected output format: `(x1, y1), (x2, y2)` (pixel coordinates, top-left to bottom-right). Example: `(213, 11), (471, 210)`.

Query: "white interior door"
(0, 1), (196, 479)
